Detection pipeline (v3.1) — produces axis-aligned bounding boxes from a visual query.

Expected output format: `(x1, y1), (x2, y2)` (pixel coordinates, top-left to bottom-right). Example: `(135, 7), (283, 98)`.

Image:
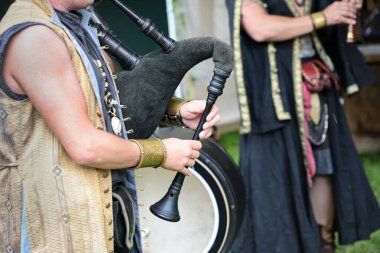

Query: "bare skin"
(3, 0), (220, 176)
(241, 0), (359, 42)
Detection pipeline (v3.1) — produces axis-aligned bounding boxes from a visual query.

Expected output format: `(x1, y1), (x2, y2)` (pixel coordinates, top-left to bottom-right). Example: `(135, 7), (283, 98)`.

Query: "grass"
(337, 152), (380, 253)
(218, 131), (380, 253)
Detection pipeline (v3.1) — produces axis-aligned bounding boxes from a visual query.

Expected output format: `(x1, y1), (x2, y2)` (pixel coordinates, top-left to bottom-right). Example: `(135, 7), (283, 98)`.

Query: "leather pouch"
(302, 59), (332, 93)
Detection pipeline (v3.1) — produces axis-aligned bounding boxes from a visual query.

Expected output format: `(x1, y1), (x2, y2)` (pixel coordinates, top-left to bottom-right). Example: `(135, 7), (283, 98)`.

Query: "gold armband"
(160, 97), (191, 127)
(310, 12), (326, 30)
(130, 138), (167, 168)
(167, 97), (191, 116)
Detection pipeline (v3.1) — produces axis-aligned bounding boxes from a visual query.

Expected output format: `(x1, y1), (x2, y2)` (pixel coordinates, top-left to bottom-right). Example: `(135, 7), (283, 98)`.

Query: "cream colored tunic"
(0, 0), (115, 252)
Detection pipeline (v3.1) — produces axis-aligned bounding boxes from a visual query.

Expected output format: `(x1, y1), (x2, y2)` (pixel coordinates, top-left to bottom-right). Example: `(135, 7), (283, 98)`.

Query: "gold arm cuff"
(310, 12), (326, 30)
(161, 97), (191, 127)
(166, 97), (191, 116)
(130, 138), (167, 168)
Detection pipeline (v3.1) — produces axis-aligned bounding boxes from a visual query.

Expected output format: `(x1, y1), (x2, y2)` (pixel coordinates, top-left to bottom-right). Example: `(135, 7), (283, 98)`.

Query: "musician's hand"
(322, 0), (357, 26)
(161, 138), (202, 175)
(179, 100), (221, 140)
(349, 0), (363, 10)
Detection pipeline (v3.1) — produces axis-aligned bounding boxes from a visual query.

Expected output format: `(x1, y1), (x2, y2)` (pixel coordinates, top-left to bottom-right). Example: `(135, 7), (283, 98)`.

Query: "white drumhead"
(135, 166), (219, 253)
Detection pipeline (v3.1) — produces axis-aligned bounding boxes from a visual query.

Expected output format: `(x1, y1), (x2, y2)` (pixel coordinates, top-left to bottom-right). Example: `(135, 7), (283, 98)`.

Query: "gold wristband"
(130, 138), (167, 168)
(166, 97), (191, 116)
(310, 12), (326, 30)
(159, 139), (167, 167)
(161, 97), (191, 127)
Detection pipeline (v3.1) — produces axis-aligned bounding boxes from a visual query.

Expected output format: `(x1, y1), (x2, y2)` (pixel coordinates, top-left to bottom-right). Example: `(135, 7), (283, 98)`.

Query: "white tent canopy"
(167, 0), (240, 133)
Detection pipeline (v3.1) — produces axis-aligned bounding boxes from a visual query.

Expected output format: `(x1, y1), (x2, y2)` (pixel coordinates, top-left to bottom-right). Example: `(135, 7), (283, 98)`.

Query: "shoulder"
(5, 24), (72, 70)
(3, 24), (72, 95)
(4, 24), (75, 91)
(7, 24), (66, 52)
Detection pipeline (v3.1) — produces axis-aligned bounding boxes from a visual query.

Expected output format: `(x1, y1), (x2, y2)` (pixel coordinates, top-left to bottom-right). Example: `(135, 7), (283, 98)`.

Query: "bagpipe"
(87, 1), (244, 252)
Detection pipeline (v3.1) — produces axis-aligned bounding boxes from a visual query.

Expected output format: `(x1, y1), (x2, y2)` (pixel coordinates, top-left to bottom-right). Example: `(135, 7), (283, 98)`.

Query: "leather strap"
(112, 184), (136, 251)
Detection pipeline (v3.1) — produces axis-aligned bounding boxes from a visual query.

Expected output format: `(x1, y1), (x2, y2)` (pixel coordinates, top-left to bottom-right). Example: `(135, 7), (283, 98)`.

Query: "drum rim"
(201, 137), (245, 230)
(198, 140), (245, 252)
(151, 126), (245, 252)
(189, 166), (221, 253)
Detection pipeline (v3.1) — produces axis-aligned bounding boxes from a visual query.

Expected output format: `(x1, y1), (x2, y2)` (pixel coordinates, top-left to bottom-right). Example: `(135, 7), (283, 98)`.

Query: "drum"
(135, 126), (245, 253)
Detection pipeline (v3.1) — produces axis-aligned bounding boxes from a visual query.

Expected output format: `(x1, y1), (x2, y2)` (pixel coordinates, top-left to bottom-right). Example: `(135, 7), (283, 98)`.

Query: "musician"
(226, 0), (380, 252)
(0, 0), (221, 252)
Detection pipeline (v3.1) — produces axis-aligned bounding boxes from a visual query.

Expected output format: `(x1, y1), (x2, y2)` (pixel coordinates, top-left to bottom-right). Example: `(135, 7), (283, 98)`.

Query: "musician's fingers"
(342, 11), (356, 20)
(356, 1), (363, 9)
(324, 1), (356, 25)
(205, 114), (221, 129)
(190, 100), (205, 114)
(333, 6), (356, 24)
(342, 16), (356, 25)
(161, 138), (201, 173)
(179, 100), (204, 119)
(190, 140), (202, 151)
(191, 150), (200, 159)
(206, 105), (220, 121)
(346, 6), (357, 17)
(206, 110), (220, 122)
(199, 128), (213, 139)
(350, 0), (363, 9)
(349, 2), (358, 13)
(339, 3), (356, 15)
(187, 159), (196, 167)
(179, 167), (192, 176)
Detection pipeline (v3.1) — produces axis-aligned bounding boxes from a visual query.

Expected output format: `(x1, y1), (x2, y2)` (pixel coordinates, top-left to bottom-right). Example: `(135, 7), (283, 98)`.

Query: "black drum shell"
(151, 126), (245, 252)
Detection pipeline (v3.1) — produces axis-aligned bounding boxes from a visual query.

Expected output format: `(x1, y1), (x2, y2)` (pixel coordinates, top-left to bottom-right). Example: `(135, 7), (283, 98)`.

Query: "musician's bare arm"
(242, 0), (357, 42)
(3, 25), (199, 174)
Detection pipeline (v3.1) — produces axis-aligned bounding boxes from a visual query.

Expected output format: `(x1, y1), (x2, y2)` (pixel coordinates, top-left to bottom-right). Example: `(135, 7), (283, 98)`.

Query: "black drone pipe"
(110, 0), (176, 53)
(86, 5), (140, 70)
(89, 1), (234, 222)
